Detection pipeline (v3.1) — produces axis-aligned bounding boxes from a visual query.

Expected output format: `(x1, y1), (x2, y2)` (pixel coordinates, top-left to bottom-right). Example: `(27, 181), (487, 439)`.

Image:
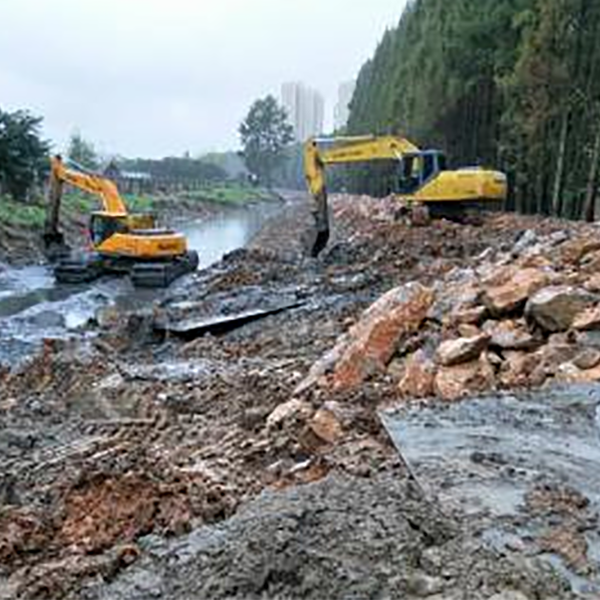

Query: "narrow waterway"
(0, 205), (279, 367)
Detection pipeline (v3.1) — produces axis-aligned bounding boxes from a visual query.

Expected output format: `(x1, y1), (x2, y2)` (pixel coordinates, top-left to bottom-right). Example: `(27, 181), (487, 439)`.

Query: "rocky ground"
(2, 194), (600, 598)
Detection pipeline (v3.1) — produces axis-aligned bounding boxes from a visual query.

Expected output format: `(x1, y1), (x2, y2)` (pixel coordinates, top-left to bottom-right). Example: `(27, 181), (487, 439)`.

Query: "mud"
(382, 385), (600, 594)
(81, 475), (569, 600)
(1, 193), (599, 598)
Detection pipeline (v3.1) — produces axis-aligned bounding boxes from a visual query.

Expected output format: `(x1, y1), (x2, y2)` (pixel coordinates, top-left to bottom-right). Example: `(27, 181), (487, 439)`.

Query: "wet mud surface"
(383, 385), (600, 595)
(2, 193), (599, 598)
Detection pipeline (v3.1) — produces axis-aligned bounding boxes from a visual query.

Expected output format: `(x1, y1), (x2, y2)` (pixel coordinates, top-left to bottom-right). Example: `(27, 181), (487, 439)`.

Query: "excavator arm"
(304, 136), (420, 256)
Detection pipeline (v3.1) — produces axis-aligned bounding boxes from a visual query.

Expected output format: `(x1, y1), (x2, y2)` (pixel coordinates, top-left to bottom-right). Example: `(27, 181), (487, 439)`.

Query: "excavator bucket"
(309, 189), (330, 257)
(43, 165), (71, 261)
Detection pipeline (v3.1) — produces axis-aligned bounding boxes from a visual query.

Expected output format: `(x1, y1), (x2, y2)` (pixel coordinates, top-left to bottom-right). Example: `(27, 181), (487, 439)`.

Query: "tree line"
(347, 0), (600, 220)
(0, 108), (237, 203)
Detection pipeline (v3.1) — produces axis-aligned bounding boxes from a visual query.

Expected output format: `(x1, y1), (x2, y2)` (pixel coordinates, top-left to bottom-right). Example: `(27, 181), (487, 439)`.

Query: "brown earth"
(2, 193), (598, 598)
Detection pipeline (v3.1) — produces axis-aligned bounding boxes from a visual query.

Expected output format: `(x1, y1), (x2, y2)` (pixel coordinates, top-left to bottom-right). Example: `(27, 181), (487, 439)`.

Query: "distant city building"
(281, 82), (325, 142)
(334, 80), (356, 131)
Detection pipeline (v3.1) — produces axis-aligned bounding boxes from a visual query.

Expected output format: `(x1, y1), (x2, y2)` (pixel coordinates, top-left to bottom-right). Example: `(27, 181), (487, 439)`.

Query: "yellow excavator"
(43, 155), (199, 287)
(304, 135), (508, 256)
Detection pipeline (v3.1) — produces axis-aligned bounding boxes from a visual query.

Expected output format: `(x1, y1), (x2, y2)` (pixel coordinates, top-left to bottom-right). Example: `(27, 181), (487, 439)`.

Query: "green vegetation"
(182, 183), (274, 205)
(0, 108), (49, 201)
(0, 195), (45, 227)
(239, 95), (294, 186)
(67, 131), (99, 170)
(348, 0), (600, 219)
(0, 182), (273, 232)
(117, 156), (227, 183)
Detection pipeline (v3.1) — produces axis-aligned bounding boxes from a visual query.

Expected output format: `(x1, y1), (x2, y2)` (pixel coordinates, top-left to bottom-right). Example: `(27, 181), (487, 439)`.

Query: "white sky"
(0, 0), (405, 158)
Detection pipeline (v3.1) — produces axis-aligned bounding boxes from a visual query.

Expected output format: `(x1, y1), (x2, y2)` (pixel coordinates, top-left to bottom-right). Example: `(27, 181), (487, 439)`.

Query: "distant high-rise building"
(281, 82), (325, 142)
(334, 80), (356, 131)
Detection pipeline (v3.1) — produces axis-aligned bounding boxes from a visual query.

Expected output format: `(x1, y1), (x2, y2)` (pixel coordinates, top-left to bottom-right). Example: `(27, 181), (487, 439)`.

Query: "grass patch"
(0, 183), (271, 232)
(181, 184), (274, 205)
(0, 196), (46, 228)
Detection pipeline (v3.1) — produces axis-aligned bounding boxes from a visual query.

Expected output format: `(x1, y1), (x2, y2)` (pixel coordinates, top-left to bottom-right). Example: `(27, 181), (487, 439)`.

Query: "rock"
(576, 330), (600, 349)
(446, 306), (487, 326)
(559, 237), (600, 264)
(548, 230), (570, 246)
(405, 572), (444, 596)
(572, 305), (600, 331)
(267, 399), (312, 429)
(457, 324), (480, 338)
(294, 345), (346, 395)
(436, 334), (490, 367)
(584, 273), (600, 293)
(309, 408), (343, 444)
(525, 286), (597, 332)
(428, 272), (479, 322)
(580, 249), (600, 274)
(434, 355), (495, 401)
(477, 247), (496, 263)
(481, 267), (549, 316)
(488, 592), (531, 600)
(96, 306), (124, 329)
(331, 283), (435, 390)
(410, 203), (431, 227)
(515, 252), (553, 270)
(482, 320), (538, 351)
(512, 229), (538, 256)
(557, 362), (600, 384)
(573, 348), (600, 370)
(500, 351), (542, 388)
(398, 350), (436, 399)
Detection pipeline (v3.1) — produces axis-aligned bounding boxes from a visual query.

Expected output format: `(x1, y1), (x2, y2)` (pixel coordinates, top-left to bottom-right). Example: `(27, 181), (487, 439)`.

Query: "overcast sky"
(0, 0), (405, 158)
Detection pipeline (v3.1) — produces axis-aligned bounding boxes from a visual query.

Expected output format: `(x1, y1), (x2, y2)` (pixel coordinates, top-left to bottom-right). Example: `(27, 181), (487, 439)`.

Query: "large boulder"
(434, 355), (495, 401)
(481, 267), (550, 316)
(436, 334), (490, 367)
(398, 350), (436, 399)
(525, 286), (597, 332)
(330, 283), (435, 390)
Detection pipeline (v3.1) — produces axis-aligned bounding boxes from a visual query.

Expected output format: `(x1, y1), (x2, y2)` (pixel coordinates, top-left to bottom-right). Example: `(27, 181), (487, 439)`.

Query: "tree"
(67, 131), (99, 170)
(0, 108), (49, 201)
(239, 95), (293, 186)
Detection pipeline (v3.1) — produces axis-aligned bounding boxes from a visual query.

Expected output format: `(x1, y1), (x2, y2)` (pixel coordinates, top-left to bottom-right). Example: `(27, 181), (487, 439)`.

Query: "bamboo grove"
(347, 0), (600, 220)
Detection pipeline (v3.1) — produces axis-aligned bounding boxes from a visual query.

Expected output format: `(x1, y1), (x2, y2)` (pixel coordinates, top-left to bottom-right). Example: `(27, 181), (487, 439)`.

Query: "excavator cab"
(89, 213), (129, 246)
(397, 150), (447, 194)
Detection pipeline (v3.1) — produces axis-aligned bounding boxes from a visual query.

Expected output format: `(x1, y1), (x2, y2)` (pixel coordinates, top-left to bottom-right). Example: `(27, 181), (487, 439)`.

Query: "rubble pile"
(299, 210), (600, 400)
(2, 194), (599, 598)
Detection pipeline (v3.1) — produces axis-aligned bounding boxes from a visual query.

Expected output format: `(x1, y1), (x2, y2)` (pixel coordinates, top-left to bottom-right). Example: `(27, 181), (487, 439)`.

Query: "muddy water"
(0, 205), (279, 367)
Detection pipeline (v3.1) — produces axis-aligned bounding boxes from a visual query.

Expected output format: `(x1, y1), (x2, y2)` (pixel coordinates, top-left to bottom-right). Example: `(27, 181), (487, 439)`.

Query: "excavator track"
(424, 199), (504, 224)
(54, 254), (104, 284)
(131, 250), (199, 288)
